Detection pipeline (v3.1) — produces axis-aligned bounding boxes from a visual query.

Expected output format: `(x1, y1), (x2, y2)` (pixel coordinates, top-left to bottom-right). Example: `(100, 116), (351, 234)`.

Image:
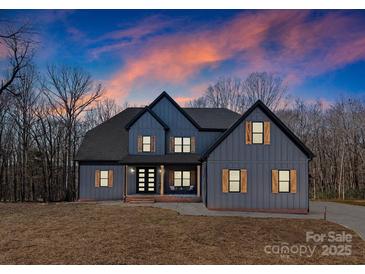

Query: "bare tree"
(242, 72), (288, 110)
(42, 65), (102, 200)
(0, 22), (36, 96)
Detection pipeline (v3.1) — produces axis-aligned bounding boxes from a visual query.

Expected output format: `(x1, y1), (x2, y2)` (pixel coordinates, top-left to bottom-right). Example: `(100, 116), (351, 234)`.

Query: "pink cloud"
(101, 11), (365, 102)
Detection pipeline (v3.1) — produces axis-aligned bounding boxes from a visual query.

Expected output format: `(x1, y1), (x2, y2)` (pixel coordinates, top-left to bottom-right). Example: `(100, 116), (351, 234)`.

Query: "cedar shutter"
(151, 136), (156, 152)
(108, 170), (113, 187)
(264, 121), (270, 145)
(245, 121), (252, 144)
(222, 169), (229, 193)
(169, 171), (174, 186)
(137, 136), (142, 152)
(95, 170), (100, 188)
(240, 169), (247, 193)
(191, 137), (196, 153)
(170, 137), (175, 153)
(290, 170), (297, 193)
(272, 170), (279, 193)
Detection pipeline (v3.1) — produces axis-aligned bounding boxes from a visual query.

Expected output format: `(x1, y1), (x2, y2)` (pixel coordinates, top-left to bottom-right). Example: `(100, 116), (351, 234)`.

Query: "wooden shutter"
(191, 137), (196, 153)
(169, 170), (174, 186)
(272, 169), (278, 193)
(240, 169), (247, 193)
(151, 136), (156, 152)
(169, 137), (175, 153)
(108, 170), (113, 187)
(95, 170), (100, 188)
(222, 169), (229, 193)
(290, 169), (297, 193)
(137, 136), (142, 152)
(245, 121), (252, 144)
(264, 121), (270, 145)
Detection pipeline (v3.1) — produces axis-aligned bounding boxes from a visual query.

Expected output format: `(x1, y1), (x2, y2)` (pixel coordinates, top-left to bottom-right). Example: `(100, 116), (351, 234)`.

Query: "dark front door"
(137, 167), (156, 193)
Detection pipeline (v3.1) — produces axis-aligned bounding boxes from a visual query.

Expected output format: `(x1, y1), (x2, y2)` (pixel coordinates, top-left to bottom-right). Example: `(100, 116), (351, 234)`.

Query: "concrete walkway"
(148, 201), (365, 240)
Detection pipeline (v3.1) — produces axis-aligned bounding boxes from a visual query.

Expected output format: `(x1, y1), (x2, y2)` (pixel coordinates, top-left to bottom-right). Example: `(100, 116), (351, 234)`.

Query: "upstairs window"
(228, 170), (240, 192)
(278, 170), (290, 193)
(142, 136), (151, 152)
(173, 171), (191, 187)
(174, 137), (191, 153)
(252, 122), (263, 144)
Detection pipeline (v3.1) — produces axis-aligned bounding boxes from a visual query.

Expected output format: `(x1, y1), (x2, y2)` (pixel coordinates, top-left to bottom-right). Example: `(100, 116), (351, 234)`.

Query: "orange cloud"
(102, 11), (365, 101)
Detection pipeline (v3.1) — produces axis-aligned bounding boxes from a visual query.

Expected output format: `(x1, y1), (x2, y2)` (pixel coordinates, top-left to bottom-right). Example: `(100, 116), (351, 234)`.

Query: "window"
(174, 171), (191, 187)
(229, 170), (240, 192)
(278, 170), (290, 193)
(174, 137), (191, 153)
(100, 170), (109, 187)
(142, 136), (151, 152)
(252, 122), (263, 144)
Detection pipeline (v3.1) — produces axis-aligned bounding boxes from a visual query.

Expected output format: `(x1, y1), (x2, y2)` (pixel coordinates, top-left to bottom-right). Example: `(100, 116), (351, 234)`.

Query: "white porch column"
(160, 165), (165, 195)
(197, 165), (201, 197)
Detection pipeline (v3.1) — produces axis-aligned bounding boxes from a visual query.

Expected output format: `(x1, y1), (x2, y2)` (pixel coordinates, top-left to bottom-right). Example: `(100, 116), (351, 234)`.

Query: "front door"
(137, 167), (156, 193)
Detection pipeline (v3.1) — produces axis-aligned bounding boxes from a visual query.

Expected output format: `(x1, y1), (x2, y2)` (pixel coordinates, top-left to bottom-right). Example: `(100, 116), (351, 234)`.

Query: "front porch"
(123, 163), (202, 203)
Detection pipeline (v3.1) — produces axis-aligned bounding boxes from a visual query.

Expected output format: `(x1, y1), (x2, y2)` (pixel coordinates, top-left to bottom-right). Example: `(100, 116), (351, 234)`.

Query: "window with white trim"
(100, 170), (109, 187)
(173, 171), (191, 187)
(228, 170), (240, 192)
(174, 137), (191, 153)
(278, 170), (290, 193)
(252, 122), (263, 144)
(142, 136), (151, 152)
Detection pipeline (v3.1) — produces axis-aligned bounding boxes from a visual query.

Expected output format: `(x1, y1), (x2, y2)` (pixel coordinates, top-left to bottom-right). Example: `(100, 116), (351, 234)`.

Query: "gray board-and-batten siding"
(205, 107), (309, 210)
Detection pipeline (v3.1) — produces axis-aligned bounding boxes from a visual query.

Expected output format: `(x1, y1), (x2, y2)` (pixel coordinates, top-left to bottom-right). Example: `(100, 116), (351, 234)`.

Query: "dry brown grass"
(0, 202), (364, 264)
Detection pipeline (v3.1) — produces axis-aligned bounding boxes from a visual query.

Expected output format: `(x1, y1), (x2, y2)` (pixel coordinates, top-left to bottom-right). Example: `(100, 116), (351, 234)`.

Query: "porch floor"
(125, 194), (201, 203)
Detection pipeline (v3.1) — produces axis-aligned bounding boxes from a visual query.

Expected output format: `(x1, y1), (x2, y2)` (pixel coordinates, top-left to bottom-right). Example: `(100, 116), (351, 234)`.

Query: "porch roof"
(119, 154), (201, 164)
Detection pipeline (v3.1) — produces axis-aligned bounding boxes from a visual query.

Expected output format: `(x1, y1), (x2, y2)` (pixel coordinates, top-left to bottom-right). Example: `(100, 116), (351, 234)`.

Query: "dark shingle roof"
(184, 108), (241, 130)
(75, 106), (240, 161)
(75, 108), (141, 161)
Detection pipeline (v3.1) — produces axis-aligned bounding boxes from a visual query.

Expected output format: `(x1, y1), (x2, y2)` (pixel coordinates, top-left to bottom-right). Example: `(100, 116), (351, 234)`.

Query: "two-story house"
(75, 91), (314, 213)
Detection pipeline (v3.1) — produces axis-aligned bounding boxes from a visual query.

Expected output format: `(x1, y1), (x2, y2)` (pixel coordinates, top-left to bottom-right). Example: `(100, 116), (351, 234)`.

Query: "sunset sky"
(2, 10), (365, 105)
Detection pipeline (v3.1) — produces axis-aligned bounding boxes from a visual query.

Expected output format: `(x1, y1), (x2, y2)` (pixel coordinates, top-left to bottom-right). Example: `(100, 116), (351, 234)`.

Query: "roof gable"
(201, 100), (315, 160)
(125, 106), (169, 130)
(149, 91), (201, 129)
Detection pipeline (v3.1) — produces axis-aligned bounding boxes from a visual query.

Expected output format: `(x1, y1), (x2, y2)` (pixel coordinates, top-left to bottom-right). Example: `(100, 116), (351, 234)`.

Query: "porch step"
(125, 196), (156, 203)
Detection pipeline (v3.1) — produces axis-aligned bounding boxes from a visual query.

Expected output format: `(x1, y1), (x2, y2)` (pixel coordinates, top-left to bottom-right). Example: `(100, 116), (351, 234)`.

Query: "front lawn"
(0, 203), (364, 264)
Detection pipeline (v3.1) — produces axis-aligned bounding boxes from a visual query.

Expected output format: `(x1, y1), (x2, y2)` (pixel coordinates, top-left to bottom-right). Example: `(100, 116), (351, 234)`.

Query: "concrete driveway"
(150, 201), (365, 240)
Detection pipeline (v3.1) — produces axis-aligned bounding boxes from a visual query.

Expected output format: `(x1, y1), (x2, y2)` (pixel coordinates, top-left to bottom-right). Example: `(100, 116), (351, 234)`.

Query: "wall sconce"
(130, 168), (135, 174)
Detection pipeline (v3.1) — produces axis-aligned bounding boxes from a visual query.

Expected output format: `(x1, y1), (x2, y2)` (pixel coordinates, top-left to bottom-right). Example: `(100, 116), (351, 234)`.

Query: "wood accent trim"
(169, 137), (175, 153)
(160, 165), (164, 195)
(95, 170), (100, 188)
(272, 169), (278, 193)
(108, 169), (113, 187)
(197, 165), (201, 197)
(207, 207), (308, 214)
(151, 136), (156, 152)
(264, 121), (270, 144)
(240, 169), (247, 193)
(290, 169), (297, 193)
(137, 136), (142, 152)
(245, 121), (252, 144)
(191, 137), (196, 153)
(222, 169), (229, 193)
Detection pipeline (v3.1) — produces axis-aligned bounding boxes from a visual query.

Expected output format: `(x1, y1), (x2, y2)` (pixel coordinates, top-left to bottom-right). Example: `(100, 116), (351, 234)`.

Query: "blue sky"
(1, 10), (365, 105)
